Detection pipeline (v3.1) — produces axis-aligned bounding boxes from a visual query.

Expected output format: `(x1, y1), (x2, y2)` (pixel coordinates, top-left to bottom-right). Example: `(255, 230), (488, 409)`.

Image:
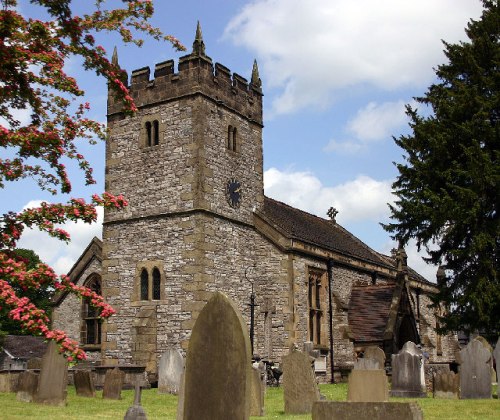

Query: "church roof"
(1, 335), (47, 360)
(348, 284), (396, 343)
(262, 197), (392, 267)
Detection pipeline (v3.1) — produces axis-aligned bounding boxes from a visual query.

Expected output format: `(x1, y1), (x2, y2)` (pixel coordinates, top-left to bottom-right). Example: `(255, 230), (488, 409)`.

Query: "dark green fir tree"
(384, 0), (499, 338)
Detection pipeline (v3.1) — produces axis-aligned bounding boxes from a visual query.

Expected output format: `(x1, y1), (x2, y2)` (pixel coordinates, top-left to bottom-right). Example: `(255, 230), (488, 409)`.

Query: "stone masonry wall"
(52, 256), (101, 342)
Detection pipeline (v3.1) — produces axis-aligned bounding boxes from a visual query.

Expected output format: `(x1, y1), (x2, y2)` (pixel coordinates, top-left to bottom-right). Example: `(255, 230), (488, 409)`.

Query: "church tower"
(102, 24), (265, 375)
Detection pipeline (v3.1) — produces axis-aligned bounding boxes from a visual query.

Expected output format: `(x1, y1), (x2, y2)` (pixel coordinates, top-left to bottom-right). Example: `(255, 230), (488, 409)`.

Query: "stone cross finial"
(396, 242), (408, 273)
(112, 46), (119, 66)
(436, 266), (446, 287)
(251, 59), (262, 88)
(327, 207), (338, 223)
(192, 21), (206, 56)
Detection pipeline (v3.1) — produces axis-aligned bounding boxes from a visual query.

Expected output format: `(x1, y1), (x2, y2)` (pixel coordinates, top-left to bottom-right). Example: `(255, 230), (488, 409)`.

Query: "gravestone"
(459, 339), (491, 399)
(433, 370), (459, 399)
(34, 341), (68, 406)
(364, 346), (386, 369)
(249, 367), (265, 416)
(182, 292), (252, 420)
(347, 370), (388, 402)
(16, 371), (39, 402)
(124, 383), (148, 420)
(175, 371), (185, 420)
(390, 341), (426, 398)
(493, 337), (500, 384)
(27, 358), (42, 370)
(312, 401), (423, 420)
(158, 349), (184, 395)
(354, 358), (380, 370)
(282, 350), (321, 414)
(103, 367), (125, 400)
(74, 370), (95, 397)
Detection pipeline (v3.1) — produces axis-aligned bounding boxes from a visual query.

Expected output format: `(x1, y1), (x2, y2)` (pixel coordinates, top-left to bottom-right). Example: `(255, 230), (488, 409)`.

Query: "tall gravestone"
(364, 346), (386, 369)
(390, 341), (426, 398)
(74, 370), (95, 397)
(282, 350), (321, 414)
(459, 339), (491, 399)
(103, 367), (125, 400)
(16, 371), (39, 403)
(249, 367), (265, 417)
(158, 349), (184, 395)
(182, 292), (252, 420)
(34, 341), (68, 406)
(493, 337), (500, 385)
(350, 346), (388, 402)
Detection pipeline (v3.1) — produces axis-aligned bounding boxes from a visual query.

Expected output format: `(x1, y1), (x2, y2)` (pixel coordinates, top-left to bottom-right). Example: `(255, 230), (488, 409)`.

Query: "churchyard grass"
(0, 383), (498, 419)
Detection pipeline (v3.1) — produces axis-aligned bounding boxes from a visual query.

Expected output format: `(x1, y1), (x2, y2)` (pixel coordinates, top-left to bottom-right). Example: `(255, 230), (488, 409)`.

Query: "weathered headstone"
(353, 358), (380, 370)
(74, 370), (95, 397)
(175, 372), (185, 420)
(433, 370), (459, 399)
(124, 383), (147, 420)
(103, 367), (125, 400)
(364, 346), (386, 369)
(249, 367), (265, 417)
(34, 341), (68, 406)
(16, 371), (39, 402)
(347, 370), (388, 402)
(182, 292), (252, 420)
(158, 349), (184, 395)
(493, 337), (500, 384)
(390, 341), (426, 398)
(459, 339), (491, 399)
(282, 350), (321, 414)
(27, 358), (42, 370)
(312, 401), (424, 420)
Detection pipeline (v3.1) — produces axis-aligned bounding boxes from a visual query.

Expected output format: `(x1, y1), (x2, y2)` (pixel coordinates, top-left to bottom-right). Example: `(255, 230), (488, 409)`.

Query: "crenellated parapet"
(107, 23), (263, 125)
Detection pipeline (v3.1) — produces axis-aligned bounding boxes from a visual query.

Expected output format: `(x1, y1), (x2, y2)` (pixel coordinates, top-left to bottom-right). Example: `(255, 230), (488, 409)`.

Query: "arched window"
(145, 121), (152, 147)
(140, 268), (149, 300)
(81, 275), (102, 346)
(153, 120), (159, 146)
(152, 267), (161, 300)
(227, 125), (237, 151)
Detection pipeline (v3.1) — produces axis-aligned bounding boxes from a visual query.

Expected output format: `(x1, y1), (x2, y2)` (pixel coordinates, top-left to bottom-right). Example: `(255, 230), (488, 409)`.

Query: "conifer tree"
(384, 0), (499, 337)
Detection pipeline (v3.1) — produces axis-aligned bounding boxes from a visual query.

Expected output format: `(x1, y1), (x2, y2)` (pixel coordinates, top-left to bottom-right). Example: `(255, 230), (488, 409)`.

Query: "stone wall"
(52, 256), (101, 342)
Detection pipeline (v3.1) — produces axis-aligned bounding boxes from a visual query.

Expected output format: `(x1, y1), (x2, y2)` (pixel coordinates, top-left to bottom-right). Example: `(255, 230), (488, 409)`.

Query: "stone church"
(53, 24), (459, 383)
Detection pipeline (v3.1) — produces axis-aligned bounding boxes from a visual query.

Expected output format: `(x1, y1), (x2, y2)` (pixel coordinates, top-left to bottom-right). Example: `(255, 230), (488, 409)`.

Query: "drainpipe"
(327, 258), (335, 384)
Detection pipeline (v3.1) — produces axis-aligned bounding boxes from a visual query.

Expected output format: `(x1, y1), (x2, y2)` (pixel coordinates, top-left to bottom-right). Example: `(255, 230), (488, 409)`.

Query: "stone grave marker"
(103, 367), (125, 400)
(347, 369), (388, 402)
(26, 358), (42, 370)
(282, 349), (321, 414)
(124, 383), (148, 420)
(459, 339), (491, 399)
(493, 337), (500, 384)
(364, 346), (386, 369)
(158, 349), (184, 395)
(250, 366), (265, 417)
(312, 401), (424, 420)
(433, 370), (459, 399)
(16, 371), (39, 402)
(74, 370), (95, 397)
(182, 292), (252, 420)
(353, 358), (380, 370)
(390, 341), (426, 398)
(34, 341), (68, 406)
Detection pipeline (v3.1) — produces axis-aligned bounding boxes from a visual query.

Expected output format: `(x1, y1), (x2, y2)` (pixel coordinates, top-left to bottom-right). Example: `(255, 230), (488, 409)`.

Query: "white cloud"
(225, 0), (483, 114)
(346, 101), (409, 142)
(324, 99), (416, 154)
(264, 167), (394, 224)
(16, 201), (103, 275)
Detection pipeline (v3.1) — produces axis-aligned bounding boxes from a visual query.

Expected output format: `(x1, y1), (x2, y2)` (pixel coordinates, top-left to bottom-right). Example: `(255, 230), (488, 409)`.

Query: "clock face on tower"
(226, 179), (242, 208)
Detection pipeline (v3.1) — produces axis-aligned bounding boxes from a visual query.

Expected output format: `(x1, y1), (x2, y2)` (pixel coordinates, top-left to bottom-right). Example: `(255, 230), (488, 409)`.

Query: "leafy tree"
(0, 0), (184, 361)
(0, 249), (54, 335)
(384, 0), (499, 338)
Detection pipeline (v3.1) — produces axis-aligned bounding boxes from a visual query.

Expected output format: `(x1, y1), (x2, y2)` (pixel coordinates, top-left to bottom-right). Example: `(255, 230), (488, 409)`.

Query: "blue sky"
(4, 0), (484, 279)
